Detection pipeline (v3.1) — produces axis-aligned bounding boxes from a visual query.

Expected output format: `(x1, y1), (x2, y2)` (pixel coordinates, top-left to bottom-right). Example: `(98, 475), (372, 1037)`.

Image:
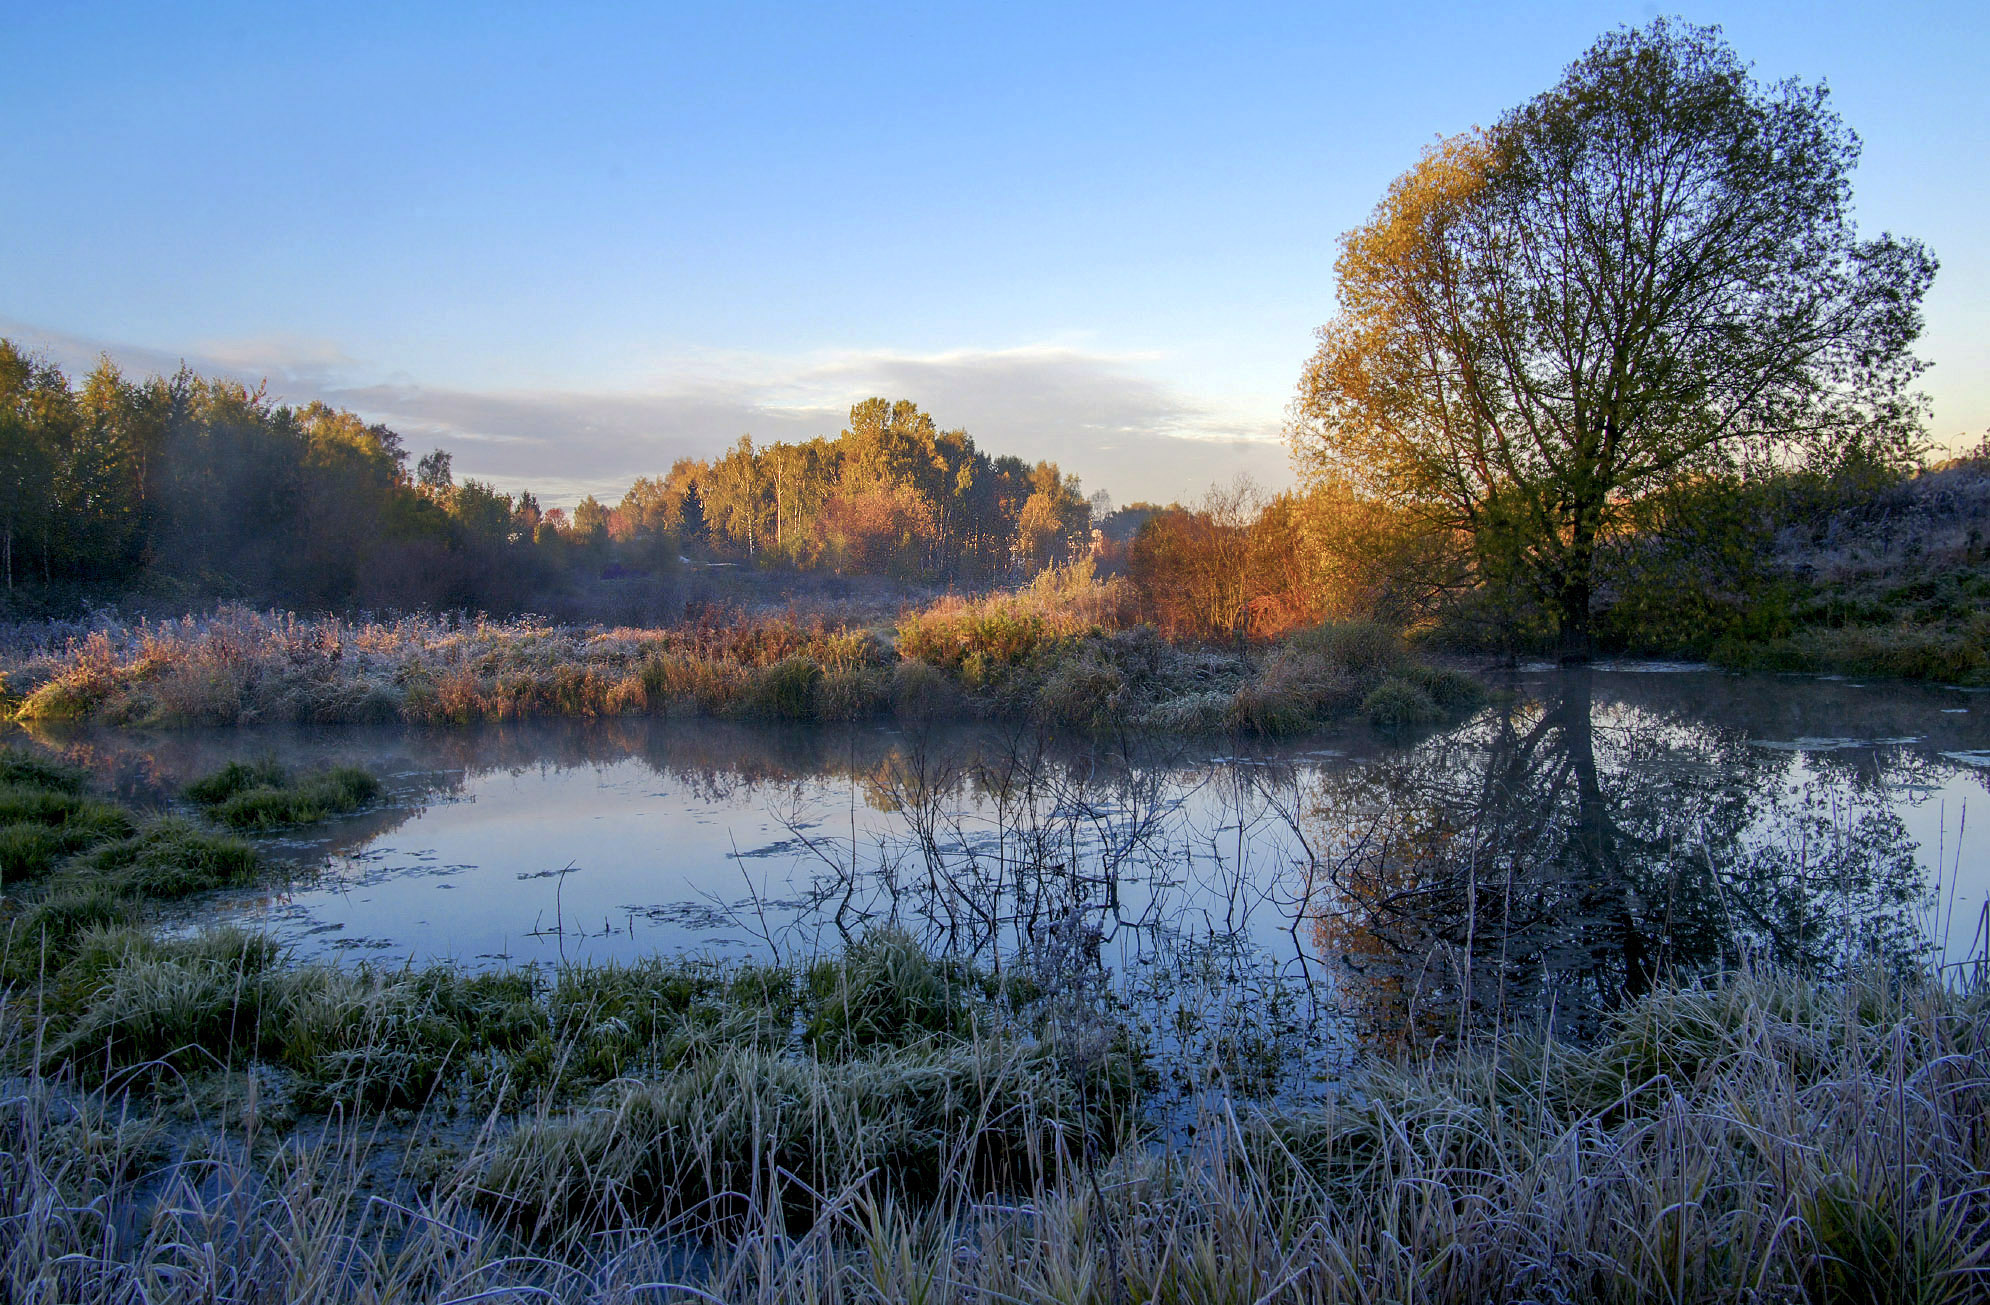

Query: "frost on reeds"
(1, 580), (1482, 733)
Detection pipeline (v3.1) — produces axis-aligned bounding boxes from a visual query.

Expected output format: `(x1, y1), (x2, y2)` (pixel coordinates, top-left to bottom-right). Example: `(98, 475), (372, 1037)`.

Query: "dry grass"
(2, 582), (1482, 735)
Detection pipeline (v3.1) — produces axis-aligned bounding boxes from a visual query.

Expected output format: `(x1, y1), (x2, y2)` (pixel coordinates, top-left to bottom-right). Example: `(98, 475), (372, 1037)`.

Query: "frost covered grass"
(2, 937), (1985, 1303)
(2, 578), (1481, 734)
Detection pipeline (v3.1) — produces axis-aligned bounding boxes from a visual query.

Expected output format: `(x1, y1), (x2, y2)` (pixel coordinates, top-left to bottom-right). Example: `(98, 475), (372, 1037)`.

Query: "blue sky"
(3, 1), (1985, 507)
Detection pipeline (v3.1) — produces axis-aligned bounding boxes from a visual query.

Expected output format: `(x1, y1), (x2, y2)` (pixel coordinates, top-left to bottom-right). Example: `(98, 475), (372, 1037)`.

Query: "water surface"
(29, 666), (1990, 1089)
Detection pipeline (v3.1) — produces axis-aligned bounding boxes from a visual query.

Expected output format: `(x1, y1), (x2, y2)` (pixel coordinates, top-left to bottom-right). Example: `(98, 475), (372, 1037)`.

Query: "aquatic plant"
(186, 762), (382, 830)
(182, 758), (291, 805)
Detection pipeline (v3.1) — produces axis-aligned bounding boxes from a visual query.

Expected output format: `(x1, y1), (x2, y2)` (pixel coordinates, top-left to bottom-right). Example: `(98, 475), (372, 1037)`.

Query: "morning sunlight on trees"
(6, 10), (1990, 1303)
(1290, 19), (1937, 657)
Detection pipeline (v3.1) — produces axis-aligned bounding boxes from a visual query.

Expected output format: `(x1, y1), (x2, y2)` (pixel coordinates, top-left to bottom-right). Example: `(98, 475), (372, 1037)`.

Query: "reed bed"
(1, 580), (1479, 734)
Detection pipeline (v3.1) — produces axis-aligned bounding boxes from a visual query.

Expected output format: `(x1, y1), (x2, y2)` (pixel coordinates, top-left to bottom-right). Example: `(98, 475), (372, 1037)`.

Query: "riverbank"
(1615, 449), (1990, 686)
(0, 570), (1482, 734)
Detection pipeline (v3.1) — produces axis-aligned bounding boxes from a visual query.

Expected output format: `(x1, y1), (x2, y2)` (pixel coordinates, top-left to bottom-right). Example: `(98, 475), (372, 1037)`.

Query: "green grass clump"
(294, 966), (548, 1108)
(0, 786), (136, 840)
(71, 817), (261, 898)
(740, 655), (822, 721)
(187, 762), (382, 830)
(1224, 647), (1359, 735)
(1287, 618), (1406, 674)
(1032, 641), (1130, 728)
(36, 928), (292, 1074)
(814, 663), (892, 721)
(0, 788), (136, 885)
(0, 824), (64, 884)
(1361, 675), (1445, 727)
(548, 958), (795, 1083)
(803, 927), (987, 1055)
(183, 758), (290, 805)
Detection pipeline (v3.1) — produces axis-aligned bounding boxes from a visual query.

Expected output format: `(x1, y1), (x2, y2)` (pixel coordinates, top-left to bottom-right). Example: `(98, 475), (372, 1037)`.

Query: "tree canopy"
(1290, 19), (1936, 654)
(0, 341), (1094, 613)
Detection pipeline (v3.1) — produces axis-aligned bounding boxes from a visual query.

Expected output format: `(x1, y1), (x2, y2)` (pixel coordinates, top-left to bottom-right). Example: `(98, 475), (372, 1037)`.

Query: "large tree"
(1290, 20), (1935, 655)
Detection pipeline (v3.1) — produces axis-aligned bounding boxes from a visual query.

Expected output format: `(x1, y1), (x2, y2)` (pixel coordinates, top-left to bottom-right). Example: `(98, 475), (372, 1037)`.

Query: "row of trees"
(0, 348), (1096, 612)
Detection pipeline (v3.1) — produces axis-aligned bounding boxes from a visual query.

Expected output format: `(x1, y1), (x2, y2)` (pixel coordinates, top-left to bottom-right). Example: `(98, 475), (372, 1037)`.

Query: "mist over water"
(32, 666), (1990, 1089)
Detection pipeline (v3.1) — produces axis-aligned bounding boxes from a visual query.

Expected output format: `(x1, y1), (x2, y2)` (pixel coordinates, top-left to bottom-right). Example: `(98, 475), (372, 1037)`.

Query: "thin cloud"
(0, 319), (1295, 507)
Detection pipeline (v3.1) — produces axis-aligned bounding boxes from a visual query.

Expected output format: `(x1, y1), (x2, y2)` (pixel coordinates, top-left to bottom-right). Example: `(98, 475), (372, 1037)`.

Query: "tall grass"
(2, 592), (1482, 735)
(2, 950), (1984, 1302)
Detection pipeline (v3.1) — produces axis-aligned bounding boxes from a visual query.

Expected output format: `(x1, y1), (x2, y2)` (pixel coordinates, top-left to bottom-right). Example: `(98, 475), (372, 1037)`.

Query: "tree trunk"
(1558, 570), (1593, 662)
(1558, 506), (1600, 663)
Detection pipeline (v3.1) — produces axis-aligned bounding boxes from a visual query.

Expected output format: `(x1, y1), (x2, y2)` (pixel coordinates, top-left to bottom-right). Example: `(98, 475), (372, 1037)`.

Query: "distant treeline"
(0, 345), (1095, 613)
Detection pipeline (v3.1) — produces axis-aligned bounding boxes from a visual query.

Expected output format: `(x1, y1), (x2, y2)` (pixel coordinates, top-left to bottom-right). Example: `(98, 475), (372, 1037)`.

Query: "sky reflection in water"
(37, 666), (1990, 1088)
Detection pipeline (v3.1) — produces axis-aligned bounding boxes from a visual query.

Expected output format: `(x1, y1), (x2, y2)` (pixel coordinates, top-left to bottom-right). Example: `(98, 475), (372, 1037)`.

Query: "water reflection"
(1302, 670), (1937, 1047)
(14, 668), (1986, 1082)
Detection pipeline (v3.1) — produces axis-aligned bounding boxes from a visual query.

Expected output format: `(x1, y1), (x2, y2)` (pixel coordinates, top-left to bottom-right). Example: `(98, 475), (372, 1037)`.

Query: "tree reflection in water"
(1302, 670), (1930, 1048)
(21, 674), (1976, 1097)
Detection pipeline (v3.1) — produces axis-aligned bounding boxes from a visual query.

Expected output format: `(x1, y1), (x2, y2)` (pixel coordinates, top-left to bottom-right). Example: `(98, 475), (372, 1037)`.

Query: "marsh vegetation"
(0, 574), (1481, 737)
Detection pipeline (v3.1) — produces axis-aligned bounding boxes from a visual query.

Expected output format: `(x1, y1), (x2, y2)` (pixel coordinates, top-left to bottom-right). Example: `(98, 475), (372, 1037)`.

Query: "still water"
(30, 665), (1990, 1079)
